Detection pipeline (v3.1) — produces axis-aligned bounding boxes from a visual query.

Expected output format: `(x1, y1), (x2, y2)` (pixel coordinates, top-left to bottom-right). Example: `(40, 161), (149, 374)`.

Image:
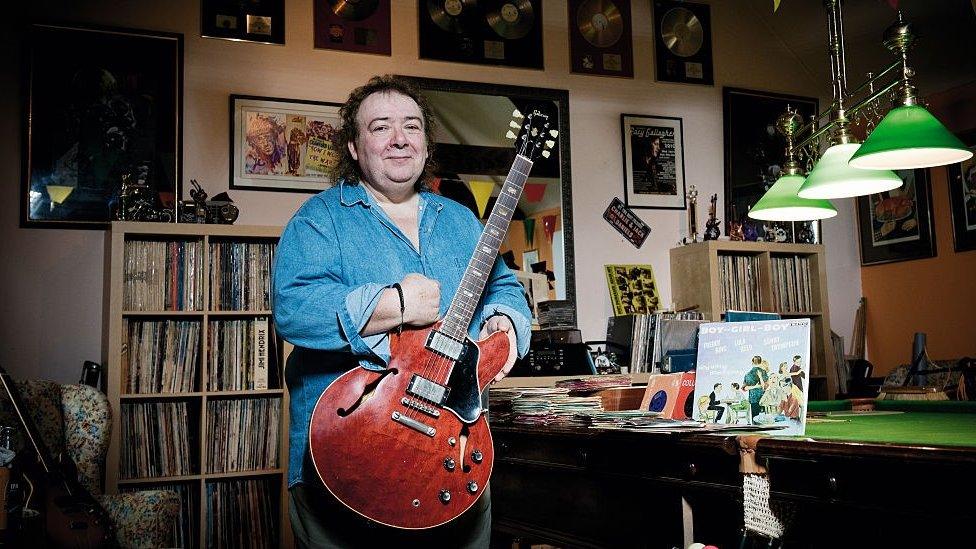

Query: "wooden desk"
(490, 401), (976, 548)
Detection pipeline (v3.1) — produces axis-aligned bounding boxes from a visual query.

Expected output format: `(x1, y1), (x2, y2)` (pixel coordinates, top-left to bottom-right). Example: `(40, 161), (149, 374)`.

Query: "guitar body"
(308, 321), (516, 529)
(24, 456), (114, 548)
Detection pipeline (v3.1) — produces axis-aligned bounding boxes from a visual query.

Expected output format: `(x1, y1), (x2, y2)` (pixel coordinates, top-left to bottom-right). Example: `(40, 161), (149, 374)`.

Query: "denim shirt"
(273, 180), (531, 487)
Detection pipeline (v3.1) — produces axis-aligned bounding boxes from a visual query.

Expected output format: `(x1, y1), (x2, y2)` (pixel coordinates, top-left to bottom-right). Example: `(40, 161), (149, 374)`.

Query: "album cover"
(419, 0), (544, 69)
(692, 319), (811, 434)
(653, 0), (713, 85)
(604, 264), (660, 315)
(314, 0), (391, 55)
(568, 0), (634, 77)
(202, 0), (285, 45)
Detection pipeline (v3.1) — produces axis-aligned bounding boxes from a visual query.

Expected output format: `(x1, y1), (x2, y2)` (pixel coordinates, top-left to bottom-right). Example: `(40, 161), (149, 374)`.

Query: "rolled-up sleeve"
(273, 205), (384, 360)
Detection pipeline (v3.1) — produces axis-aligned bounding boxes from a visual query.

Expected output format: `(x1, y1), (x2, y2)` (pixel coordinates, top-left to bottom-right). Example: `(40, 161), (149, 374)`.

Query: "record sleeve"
(653, 0), (713, 85)
(314, 0), (391, 55)
(569, 0), (634, 77)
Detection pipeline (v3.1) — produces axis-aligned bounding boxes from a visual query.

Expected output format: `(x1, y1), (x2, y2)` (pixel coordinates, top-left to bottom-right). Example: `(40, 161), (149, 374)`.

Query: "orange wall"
(861, 165), (976, 374)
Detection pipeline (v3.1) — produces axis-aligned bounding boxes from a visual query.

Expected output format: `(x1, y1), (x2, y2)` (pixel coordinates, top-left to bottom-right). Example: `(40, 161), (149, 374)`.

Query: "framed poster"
(22, 23), (183, 228)
(230, 95), (342, 192)
(201, 0), (285, 45)
(947, 136), (976, 252)
(722, 88), (818, 227)
(621, 114), (686, 209)
(856, 168), (937, 266)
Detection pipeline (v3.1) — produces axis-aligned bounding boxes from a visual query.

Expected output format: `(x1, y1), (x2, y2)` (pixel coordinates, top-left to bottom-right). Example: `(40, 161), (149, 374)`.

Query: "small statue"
(728, 220), (744, 241)
(796, 222), (816, 244)
(680, 185), (700, 245)
(763, 223), (778, 242)
(113, 162), (174, 222)
(703, 193), (721, 240)
(743, 221), (759, 241)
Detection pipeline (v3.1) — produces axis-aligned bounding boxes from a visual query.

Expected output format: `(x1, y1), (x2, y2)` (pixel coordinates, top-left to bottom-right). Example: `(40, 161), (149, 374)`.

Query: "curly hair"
(329, 75), (437, 191)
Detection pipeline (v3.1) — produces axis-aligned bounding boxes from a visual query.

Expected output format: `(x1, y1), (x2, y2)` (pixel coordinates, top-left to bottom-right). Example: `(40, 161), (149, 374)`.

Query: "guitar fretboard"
(440, 154), (534, 341)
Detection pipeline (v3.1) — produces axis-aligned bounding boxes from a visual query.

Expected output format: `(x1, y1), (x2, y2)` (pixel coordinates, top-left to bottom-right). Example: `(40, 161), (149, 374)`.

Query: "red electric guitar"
(308, 110), (556, 529)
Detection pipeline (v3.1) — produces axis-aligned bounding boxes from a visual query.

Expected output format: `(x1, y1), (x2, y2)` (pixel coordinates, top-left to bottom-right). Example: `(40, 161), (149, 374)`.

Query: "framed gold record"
(568, 0), (634, 77)
(487, 0), (535, 40)
(653, 0), (713, 85)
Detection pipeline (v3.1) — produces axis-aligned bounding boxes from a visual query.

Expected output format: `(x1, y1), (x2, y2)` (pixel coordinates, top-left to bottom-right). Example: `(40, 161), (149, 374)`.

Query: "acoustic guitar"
(0, 365), (115, 547)
(308, 110), (556, 529)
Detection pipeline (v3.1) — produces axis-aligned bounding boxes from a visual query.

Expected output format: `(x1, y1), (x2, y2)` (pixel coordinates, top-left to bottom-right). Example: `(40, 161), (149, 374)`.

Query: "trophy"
(680, 185), (699, 245)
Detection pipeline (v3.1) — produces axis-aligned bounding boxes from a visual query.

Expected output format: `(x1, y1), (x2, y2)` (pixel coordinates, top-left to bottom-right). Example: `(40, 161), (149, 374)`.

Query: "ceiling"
(746, 0), (976, 100)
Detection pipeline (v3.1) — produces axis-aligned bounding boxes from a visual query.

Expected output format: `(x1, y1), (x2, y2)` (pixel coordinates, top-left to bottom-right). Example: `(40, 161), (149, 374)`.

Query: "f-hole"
(457, 423), (472, 473)
(337, 368), (397, 417)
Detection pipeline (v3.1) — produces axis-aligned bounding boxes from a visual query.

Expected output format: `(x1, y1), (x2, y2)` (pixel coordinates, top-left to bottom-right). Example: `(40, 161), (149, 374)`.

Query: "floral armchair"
(2, 380), (180, 548)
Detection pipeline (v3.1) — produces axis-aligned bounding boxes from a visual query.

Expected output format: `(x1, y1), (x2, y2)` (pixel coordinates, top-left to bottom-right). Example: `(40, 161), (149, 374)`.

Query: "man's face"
(650, 138), (661, 157)
(348, 91), (428, 191)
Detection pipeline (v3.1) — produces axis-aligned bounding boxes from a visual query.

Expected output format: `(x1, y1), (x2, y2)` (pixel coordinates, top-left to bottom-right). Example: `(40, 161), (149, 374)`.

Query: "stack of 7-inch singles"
(569, 0), (634, 77)
(653, 0), (713, 85)
(419, 0), (544, 69)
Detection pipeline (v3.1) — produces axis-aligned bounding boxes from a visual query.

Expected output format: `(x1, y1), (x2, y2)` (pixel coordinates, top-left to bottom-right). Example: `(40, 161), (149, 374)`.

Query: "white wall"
(0, 0), (860, 382)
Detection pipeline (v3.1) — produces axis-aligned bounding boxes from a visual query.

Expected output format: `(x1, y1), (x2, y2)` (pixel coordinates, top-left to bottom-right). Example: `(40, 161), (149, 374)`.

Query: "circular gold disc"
(660, 6), (703, 58)
(576, 0), (623, 48)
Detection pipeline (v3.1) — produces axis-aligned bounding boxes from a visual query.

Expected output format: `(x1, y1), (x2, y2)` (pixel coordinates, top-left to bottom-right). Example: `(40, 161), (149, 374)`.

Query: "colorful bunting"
(468, 180), (495, 219)
(523, 183), (546, 203)
(542, 214), (557, 243)
(522, 218), (536, 247)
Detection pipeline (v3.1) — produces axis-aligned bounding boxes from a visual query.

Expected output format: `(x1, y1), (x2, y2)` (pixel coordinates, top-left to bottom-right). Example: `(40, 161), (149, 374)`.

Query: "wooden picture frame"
(229, 95), (342, 192)
(22, 23), (183, 228)
(947, 135), (976, 253)
(856, 168), (937, 265)
(621, 113), (686, 209)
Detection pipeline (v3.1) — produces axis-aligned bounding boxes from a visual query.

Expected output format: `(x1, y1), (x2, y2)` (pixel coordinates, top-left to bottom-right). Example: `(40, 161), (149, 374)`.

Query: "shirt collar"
(338, 178), (445, 212)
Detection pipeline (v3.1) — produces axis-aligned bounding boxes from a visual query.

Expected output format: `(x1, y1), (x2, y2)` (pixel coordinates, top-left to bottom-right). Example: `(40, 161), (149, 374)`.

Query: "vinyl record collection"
(205, 478), (279, 548)
(206, 397), (281, 473)
(122, 318), (201, 393)
(120, 401), (194, 479)
(717, 254), (762, 312)
(123, 240), (204, 311)
(206, 317), (278, 391)
(770, 256), (814, 312)
(209, 240), (276, 311)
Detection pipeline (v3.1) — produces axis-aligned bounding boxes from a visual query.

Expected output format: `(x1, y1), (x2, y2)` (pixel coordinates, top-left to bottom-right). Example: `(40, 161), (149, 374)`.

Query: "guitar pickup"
(426, 330), (463, 361)
(407, 374), (450, 405)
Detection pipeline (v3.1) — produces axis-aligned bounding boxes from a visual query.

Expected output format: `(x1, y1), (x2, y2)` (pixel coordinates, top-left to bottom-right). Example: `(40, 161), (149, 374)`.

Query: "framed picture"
(522, 249), (539, 271)
(856, 168), (937, 266)
(230, 95), (342, 192)
(314, 0), (391, 55)
(947, 136), (976, 252)
(621, 114), (686, 209)
(723, 88), (818, 227)
(201, 0), (285, 45)
(653, 0), (713, 85)
(22, 23), (183, 228)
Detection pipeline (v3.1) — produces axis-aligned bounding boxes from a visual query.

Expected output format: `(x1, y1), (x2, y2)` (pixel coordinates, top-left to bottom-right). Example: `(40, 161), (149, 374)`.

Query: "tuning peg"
(506, 130), (516, 139)
(512, 109), (523, 119)
(545, 140), (555, 149)
(509, 120), (520, 129)
(541, 150), (551, 158)
(549, 129), (558, 138)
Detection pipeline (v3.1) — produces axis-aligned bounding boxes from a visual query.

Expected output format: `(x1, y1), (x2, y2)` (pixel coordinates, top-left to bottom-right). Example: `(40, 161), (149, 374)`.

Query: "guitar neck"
(0, 367), (55, 474)
(440, 154), (534, 340)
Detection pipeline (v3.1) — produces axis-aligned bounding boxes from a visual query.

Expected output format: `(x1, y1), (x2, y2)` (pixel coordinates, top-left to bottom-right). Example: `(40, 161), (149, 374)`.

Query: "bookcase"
(669, 240), (836, 400)
(103, 222), (290, 548)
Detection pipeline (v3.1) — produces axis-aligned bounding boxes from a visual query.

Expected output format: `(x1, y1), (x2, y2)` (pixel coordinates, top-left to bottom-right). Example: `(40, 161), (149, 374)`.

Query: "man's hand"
(480, 314), (515, 382)
(400, 273), (440, 326)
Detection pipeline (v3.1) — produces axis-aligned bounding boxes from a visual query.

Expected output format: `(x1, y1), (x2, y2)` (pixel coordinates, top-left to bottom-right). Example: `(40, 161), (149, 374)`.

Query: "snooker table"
(489, 399), (976, 548)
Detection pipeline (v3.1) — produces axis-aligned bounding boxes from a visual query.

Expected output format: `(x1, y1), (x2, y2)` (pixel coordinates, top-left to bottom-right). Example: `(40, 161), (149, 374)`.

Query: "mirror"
(399, 76), (575, 323)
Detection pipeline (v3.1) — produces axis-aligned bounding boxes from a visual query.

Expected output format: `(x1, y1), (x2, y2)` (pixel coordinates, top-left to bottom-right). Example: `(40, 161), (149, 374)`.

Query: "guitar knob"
(471, 449), (483, 463)
(439, 489), (451, 504)
(467, 481), (479, 494)
(444, 458), (456, 471)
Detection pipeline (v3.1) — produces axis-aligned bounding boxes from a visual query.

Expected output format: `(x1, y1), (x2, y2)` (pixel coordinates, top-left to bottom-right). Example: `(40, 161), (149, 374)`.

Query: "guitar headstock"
(506, 109), (558, 161)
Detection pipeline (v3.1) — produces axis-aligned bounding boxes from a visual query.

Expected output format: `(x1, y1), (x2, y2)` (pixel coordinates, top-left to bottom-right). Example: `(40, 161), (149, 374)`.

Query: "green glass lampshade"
(798, 143), (903, 199)
(748, 174), (837, 221)
(849, 105), (973, 170)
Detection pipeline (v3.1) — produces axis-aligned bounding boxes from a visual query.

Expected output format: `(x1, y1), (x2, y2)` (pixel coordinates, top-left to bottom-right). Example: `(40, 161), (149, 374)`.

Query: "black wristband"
(391, 283), (405, 334)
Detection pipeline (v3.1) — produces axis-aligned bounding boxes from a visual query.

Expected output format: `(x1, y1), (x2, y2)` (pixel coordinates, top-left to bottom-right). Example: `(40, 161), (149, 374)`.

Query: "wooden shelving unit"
(669, 240), (836, 400)
(103, 221), (290, 548)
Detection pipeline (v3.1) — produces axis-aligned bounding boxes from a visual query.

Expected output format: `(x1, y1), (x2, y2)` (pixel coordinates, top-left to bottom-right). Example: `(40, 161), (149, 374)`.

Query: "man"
(272, 75), (531, 548)
(707, 382), (725, 422)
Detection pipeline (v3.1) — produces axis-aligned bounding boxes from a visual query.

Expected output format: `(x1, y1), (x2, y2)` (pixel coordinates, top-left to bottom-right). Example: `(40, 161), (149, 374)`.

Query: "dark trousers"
(289, 480), (492, 549)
